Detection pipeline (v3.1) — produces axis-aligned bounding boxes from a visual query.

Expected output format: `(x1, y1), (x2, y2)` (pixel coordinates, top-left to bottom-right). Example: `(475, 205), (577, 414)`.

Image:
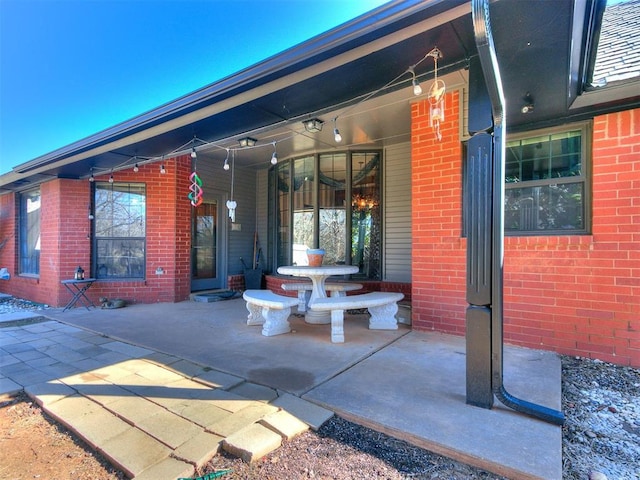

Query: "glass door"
(191, 200), (221, 291)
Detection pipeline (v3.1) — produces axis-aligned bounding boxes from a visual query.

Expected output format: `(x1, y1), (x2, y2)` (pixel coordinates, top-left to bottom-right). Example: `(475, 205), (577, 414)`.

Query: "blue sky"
(0, 0), (389, 174)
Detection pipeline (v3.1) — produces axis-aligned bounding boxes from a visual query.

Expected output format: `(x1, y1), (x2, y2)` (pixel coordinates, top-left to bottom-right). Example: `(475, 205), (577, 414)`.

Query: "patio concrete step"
(2, 319), (333, 479)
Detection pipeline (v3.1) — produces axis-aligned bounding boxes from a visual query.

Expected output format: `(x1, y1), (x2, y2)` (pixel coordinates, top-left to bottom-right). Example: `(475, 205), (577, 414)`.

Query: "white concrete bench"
(309, 291), (404, 343)
(243, 290), (298, 337)
(281, 282), (363, 312)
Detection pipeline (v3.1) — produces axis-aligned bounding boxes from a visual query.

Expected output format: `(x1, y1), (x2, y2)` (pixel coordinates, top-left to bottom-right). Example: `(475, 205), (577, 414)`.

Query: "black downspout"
(466, 0), (564, 426)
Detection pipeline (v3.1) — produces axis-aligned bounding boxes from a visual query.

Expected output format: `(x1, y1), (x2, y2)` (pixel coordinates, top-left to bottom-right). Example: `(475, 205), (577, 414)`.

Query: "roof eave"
(11, 0), (463, 176)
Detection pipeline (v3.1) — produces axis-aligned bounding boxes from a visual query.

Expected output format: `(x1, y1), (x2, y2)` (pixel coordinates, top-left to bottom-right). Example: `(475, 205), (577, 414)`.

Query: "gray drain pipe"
(466, 0), (564, 426)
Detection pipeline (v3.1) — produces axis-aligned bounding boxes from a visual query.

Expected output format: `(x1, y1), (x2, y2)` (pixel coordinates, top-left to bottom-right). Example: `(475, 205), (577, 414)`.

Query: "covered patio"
(29, 298), (563, 479)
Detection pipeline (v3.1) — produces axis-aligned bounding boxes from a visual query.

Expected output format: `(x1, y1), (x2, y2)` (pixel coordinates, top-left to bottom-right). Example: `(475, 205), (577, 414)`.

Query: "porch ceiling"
(1, 0), (608, 193)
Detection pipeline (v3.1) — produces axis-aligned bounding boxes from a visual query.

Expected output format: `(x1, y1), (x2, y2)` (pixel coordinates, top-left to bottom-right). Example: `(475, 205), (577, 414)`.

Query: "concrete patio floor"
(1, 297), (562, 479)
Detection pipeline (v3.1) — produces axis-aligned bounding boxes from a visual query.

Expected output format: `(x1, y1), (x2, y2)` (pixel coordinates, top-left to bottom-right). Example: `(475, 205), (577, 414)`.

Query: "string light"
(333, 118), (342, 143)
(408, 67), (422, 96)
(226, 150), (237, 222)
(223, 149), (230, 170)
(84, 47), (447, 179)
(109, 171), (114, 183)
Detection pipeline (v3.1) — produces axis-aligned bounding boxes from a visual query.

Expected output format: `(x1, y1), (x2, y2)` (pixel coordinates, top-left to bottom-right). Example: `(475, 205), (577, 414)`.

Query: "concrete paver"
(99, 426), (173, 478)
(25, 380), (77, 407)
(43, 394), (131, 450)
(206, 402), (279, 437)
(222, 423), (283, 463)
(0, 314), (332, 475)
(228, 381), (279, 402)
(167, 399), (231, 428)
(193, 369), (245, 389)
(137, 410), (205, 449)
(260, 409), (310, 439)
(272, 392), (334, 430)
(133, 457), (194, 480)
(173, 431), (223, 469)
(135, 457), (195, 480)
(107, 395), (168, 424)
(0, 377), (22, 396)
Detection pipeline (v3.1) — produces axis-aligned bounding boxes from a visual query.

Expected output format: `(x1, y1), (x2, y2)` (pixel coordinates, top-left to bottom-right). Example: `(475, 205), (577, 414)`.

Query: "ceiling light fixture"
(191, 146), (197, 158)
(238, 137), (257, 148)
(89, 168), (94, 182)
(133, 163), (139, 173)
(270, 143), (278, 165)
(521, 92), (534, 113)
(160, 163), (166, 174)
(303, 118), (324, 133)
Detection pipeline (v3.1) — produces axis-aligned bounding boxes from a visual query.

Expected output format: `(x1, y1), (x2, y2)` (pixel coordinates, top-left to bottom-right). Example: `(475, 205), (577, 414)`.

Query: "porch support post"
(467, 0), (564, 425)
(465, 55), (495, 409)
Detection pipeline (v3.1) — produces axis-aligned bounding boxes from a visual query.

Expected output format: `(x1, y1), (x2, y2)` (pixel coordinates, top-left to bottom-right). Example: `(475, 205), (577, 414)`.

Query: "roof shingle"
(592, 0), (640, 84)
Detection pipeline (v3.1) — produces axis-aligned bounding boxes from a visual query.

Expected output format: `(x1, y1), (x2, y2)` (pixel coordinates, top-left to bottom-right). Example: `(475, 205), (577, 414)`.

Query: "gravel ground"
(1, 296), (638, 479)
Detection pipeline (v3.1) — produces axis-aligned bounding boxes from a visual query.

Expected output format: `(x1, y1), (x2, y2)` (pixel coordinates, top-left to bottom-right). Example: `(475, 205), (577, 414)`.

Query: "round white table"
(277, 264), (359, 324)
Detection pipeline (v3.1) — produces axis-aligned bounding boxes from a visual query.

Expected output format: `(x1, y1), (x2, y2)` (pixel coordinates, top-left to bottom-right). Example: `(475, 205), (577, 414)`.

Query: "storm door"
(191, 199), (222, 291)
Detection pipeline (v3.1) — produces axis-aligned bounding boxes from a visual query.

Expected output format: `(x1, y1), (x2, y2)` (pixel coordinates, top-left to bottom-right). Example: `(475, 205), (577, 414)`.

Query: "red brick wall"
(0, 192), (18, 294)
(0, 155), (193, 306)
(86, 156), (192, 304)
(411, 97), (639, 367)
(411, 91), (468, 336)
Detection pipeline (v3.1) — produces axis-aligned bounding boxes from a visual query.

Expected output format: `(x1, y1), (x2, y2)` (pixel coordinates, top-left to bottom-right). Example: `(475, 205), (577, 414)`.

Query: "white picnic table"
(277, 264), (359, 324)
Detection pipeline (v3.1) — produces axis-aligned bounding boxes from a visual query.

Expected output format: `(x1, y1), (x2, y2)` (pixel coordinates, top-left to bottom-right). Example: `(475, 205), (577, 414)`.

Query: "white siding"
(383, 142), (412, 282)
(227, 165), (259, 274)
(255, 169), (269, 271)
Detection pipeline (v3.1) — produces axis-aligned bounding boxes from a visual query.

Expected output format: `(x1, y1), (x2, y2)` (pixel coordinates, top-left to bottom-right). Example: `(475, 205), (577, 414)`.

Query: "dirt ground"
(0, 392), (126, 480)
(0, 391), (502, 480)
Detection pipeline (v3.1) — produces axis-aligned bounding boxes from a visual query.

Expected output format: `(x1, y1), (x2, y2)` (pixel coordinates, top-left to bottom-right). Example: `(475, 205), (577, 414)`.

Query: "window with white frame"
(19, 188), (41, 275)
(93, 182), (146, 279)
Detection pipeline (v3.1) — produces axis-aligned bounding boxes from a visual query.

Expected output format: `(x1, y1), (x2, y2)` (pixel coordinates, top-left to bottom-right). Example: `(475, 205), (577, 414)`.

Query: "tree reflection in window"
(273, 151), (381, 279)
(504, 128), (586, 233)
(94, 182), (146, 279)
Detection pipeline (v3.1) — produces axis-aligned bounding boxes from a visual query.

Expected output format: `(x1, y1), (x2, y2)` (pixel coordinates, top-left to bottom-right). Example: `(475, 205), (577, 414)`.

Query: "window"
(318, 153), (347, 266)
(93, 182), (146, 279)
(19, 188), (41, 275)
(463, 123), (590, 236)
(504, 124), (589, 234)
(270, 151), (382, 279)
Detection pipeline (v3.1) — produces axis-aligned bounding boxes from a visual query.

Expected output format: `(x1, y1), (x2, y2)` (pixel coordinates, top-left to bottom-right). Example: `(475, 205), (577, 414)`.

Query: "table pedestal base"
(304, 309), (330, 324)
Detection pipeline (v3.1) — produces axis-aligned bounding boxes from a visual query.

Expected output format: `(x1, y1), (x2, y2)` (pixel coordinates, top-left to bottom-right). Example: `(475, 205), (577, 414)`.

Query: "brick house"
(1, 0), (638, 367)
